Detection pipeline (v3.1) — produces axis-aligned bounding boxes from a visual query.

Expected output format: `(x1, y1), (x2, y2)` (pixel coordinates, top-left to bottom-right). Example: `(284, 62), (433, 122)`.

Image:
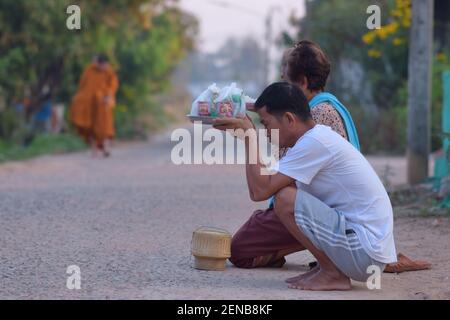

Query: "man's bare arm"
(213, 116), (294, 202)
(244, 134), (294, 201)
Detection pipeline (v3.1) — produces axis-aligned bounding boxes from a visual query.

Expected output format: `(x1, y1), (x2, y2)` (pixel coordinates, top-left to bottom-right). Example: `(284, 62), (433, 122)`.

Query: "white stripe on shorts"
(296, 216), (363, 250)
(295, 214), (361, 246)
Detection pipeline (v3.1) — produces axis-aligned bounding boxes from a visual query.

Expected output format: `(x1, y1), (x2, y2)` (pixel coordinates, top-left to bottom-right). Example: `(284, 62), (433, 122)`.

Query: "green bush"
(0, 0), (198, 146)
(0, 133), (86, 163)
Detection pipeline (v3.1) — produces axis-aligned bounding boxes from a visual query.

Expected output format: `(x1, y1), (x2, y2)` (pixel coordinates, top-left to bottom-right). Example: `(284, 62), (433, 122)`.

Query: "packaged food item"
(190, 83), (220, 117)
(217, 101), (233, 117)
(243, 95), (256, 113)
(198, 101), (210, 116)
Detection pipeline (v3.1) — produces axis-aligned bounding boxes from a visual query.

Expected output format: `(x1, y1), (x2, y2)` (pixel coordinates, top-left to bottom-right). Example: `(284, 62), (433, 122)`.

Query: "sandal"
(384, 253), (432, 273)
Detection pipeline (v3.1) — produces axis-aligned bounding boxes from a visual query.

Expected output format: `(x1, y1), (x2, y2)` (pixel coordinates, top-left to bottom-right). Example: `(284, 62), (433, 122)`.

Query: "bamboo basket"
(191, 227), (232, 271)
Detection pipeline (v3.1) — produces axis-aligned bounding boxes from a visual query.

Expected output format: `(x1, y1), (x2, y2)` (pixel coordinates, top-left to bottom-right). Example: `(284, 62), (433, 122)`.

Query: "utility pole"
(263, 11), (273, 86)
(407, 0), (434, 184)
(206, 1), (279, 87)
(263, 6), (281, 86)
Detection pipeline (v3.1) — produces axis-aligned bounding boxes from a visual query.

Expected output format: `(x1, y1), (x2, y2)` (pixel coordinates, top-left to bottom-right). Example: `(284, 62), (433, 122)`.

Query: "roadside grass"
(0, 133), (87, 163)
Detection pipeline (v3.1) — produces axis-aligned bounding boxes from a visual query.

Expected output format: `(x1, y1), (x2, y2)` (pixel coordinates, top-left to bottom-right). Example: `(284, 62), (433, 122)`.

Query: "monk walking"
(70, 54), (119, 157)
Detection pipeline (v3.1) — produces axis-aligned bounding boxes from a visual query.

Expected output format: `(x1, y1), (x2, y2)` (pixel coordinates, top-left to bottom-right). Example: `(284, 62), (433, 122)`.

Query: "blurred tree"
(281, 0), (450, 153)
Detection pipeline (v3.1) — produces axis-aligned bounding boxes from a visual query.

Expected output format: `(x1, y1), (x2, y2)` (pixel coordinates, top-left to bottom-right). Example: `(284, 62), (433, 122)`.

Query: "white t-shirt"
(275, 125), (397, 264)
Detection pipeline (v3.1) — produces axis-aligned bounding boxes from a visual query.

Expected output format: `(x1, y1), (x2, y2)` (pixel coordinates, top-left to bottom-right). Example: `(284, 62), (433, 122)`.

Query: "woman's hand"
(212, 114), (255, 132)
(246, 102), (256, 112)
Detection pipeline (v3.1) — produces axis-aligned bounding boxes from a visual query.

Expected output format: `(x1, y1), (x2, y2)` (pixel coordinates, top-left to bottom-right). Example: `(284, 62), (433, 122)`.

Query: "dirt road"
(0, 129), (449, 299)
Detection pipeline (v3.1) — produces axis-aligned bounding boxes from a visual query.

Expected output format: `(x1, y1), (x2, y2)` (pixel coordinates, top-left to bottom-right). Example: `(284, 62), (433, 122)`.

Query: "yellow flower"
(376, 28), (387, 40)
(368, 49), (382, 58)
(390, 0), (411, 27)
(362, 32), (376, 44)
(385, 22), (399, 34)
(401, 7), (411, 27)
(390, 9), (402, 18)
(392, 37), (405, 46)
(396, 0), (411, 9)
(436, 53), (448, 63)
(374, 22), (399, 40)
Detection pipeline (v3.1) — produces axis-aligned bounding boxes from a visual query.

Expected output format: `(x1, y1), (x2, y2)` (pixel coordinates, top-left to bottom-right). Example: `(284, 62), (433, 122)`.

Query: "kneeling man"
(213, 82), (397, 291)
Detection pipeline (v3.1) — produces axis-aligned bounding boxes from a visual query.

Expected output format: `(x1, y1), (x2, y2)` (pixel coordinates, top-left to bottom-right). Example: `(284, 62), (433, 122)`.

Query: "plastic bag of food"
(231, 85), (246, 117)
(190, 83), (220, 117)
(214, 83), (233, 117)
(215, 82), (248, 118)
(189, 83), (251, 124)
(244, 95), (256, 110)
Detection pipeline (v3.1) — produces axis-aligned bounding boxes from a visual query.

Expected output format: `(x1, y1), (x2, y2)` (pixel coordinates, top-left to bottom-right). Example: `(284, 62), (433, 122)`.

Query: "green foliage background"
(0, 0), (198, 155)
(282, 0), (449, 154)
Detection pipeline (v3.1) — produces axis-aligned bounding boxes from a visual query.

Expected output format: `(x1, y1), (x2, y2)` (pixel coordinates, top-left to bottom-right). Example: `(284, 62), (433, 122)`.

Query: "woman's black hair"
(287, 40), (330, 91)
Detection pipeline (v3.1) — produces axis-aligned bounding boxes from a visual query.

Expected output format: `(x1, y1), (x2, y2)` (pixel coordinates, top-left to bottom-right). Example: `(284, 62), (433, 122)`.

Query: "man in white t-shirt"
(213, 82), (397, 291)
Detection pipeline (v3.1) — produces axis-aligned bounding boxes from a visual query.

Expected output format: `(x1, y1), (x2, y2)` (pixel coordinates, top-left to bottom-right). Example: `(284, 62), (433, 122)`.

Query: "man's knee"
(274, 186), (296, 218)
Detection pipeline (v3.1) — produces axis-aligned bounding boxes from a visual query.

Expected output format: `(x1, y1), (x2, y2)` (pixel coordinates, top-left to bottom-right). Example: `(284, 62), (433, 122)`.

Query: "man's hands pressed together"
(212, 114), (294, 202)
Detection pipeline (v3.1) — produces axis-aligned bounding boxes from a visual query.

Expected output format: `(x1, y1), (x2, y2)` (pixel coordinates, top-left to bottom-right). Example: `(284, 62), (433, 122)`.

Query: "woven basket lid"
(191, 226), (232, 259)
(193, 226), (231, 237)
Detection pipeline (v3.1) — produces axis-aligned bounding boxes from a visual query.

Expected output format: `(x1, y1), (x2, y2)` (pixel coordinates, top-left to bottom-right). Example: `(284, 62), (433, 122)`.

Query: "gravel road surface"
(1, 128), (449, 299)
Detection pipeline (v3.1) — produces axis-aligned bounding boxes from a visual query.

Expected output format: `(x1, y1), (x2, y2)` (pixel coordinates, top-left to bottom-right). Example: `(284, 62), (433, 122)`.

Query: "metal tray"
(187, 115), (216, 125)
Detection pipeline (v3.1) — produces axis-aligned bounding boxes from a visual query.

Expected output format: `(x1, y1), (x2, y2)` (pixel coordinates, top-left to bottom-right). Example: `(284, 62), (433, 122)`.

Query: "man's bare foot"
(285, 265), (320, 284)
(288, 269), (351, 291)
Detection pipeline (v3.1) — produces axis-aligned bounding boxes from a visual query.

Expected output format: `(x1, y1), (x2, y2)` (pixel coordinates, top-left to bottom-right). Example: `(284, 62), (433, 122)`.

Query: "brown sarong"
(230, 208), (432, 273)
(229, 208), (301, 268)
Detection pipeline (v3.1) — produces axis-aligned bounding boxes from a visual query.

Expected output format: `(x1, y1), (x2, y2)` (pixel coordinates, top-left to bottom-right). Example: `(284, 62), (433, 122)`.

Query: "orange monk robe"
(70, 64), (119, 143)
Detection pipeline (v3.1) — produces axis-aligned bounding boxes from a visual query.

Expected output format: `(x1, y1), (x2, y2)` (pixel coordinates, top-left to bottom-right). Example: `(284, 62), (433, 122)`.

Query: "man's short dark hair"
(254, 82), (312, 121)
(287, 40), (330, 92)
